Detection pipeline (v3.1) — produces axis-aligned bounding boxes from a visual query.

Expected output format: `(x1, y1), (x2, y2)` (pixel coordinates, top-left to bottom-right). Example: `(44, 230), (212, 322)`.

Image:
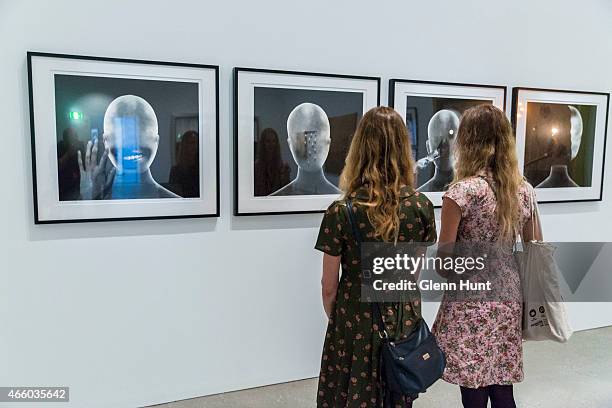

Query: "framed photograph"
(390, 79), (506, 206)
(234, 67), (380, 215)
(28, 52), (219, 223)
(512, 87), (609, 203)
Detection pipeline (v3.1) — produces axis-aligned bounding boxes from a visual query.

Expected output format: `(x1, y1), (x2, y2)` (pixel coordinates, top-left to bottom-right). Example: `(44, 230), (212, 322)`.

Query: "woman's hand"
(321, 254), (341, 319)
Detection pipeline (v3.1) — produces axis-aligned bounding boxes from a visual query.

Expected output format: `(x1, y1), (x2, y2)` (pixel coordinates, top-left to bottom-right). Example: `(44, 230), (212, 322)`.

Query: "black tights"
(460, 385), (516, 408)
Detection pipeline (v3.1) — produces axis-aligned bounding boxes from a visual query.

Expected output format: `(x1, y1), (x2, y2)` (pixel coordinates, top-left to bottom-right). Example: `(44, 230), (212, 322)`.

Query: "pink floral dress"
(432, 173), (533, 389)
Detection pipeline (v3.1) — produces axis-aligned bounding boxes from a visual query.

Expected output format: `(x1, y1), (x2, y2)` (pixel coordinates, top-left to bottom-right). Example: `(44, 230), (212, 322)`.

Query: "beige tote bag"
(516, 187), (573, 343)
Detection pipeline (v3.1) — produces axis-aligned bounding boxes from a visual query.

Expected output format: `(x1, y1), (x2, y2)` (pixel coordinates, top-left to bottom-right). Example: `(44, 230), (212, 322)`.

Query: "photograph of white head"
(103, 95), (159, 174)
(101, 95), (178, 198)
(417, 109), (459, 192)
(270, 102), (340, 195)
(287, 103), (331, 171)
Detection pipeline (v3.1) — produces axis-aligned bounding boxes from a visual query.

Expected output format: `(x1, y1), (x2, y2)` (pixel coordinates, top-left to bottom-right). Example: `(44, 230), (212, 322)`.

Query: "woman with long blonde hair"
(432, 105), (542, 408)
(315, 106), (437, 407)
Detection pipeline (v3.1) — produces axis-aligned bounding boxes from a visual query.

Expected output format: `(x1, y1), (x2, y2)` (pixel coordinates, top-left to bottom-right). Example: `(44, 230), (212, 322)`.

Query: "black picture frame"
(233, 67), (381, 216)
(28, 51), (220, 224)
(511, 86), (610, 204)
(389, 78), (507, 111)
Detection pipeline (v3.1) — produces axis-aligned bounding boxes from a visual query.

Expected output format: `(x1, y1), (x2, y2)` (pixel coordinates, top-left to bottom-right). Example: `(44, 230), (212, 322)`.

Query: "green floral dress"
(314, 187), (437, 408)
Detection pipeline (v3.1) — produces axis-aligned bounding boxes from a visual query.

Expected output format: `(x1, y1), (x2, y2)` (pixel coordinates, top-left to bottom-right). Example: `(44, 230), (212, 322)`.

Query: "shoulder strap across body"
(345, 199), (388, 339)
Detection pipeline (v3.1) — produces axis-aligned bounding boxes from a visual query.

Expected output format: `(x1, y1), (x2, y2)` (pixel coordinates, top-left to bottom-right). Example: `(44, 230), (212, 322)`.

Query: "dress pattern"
(315, 187), (437, 408)
(432, 173), (533, 389)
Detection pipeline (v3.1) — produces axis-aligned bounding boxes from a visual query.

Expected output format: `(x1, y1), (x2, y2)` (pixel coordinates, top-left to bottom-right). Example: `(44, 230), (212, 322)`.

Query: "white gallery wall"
(1, 1), (611, 407)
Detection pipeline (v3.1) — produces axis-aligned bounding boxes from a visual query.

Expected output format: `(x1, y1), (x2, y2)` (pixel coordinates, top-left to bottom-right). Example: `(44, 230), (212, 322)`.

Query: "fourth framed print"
(512, 87), (609, 203)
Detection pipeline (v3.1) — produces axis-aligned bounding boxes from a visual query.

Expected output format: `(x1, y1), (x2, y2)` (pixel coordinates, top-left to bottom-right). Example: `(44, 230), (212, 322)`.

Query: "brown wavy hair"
(453, 104), (523, 240)
(340, 106), (415, 242)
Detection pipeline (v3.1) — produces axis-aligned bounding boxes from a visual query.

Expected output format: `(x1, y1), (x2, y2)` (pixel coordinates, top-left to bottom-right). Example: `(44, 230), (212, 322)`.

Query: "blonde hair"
(453, 104), (523, 240)
(340, 106), (415, 242)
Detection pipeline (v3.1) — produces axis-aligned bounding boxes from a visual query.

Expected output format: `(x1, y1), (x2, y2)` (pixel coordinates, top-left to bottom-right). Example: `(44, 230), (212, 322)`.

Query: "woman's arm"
(522, 214), (543, 242)
(321, 254), (341, 318)
(436, 197), (462, 277)
(523, 185), (544, 241)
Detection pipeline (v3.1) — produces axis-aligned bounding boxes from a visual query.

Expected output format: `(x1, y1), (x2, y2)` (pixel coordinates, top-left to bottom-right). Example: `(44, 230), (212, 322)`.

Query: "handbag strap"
(527, 184), (541, 242)
(345, 199), (389, 339)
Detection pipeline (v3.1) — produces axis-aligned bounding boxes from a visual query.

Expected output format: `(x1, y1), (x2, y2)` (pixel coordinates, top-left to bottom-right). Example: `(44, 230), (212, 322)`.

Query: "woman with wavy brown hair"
(432, 104), (542, 408)
(314, 106), (437, 407)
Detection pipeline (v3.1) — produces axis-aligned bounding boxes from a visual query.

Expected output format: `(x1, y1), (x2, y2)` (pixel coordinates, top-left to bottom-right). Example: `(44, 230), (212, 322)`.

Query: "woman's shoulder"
(325, 198), (345, 212)
(408, 190), (434, 211)
(519, 179), (534, 194)
(442, 176), (489, 215)
(518, 179), (535, 210)
(323, 199), (351, 223)
(456, 175), (488, 188)
(445, 176), (488, 197)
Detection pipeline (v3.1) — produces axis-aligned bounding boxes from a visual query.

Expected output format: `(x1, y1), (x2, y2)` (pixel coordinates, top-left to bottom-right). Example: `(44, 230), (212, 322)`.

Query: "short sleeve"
(315, 201), (346, 256)
(443, 181), (472, 217)
(519, 181), (536, 226)
(420, 198), (438, 244)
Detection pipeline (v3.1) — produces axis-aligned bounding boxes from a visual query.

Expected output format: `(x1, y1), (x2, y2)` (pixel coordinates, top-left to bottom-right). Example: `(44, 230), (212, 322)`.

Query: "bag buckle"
(378, 330), (389, 339)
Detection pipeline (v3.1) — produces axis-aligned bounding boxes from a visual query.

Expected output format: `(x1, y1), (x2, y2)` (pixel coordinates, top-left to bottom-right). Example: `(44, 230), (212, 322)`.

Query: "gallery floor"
(151, 326), (612, 408)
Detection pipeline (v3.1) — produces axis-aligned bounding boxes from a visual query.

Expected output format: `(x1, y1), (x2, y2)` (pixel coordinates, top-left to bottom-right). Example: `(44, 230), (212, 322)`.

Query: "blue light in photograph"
(111, 115), (142, 198)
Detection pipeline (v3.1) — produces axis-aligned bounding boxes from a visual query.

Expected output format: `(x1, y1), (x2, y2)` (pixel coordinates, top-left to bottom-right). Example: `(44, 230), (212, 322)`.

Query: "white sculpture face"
(426, 109), (460, 172)
(568, 105), (583, 160)
(103, 95), (159, 173)
(427, 109), (460, 154)
(286, 103), (331, 172)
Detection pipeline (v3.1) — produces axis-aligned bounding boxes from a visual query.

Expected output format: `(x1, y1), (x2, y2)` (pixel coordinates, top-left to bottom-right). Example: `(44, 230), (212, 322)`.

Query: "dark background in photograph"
(406, 107), (418, 159)
(54, 74), (200, 200)
(407, 96), (492, 188)
(253, 87), (364, 196)
(524, 102), (596, 188)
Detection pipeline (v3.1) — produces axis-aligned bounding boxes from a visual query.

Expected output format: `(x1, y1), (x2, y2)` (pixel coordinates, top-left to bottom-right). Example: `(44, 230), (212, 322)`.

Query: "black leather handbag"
(345, 199), (446, 402)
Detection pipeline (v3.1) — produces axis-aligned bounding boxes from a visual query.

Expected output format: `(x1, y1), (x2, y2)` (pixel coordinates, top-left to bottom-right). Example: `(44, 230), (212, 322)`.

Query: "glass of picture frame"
(28, 52), (219, 223)
(512, 87), (609, 203)
(234, 67), (380, 215)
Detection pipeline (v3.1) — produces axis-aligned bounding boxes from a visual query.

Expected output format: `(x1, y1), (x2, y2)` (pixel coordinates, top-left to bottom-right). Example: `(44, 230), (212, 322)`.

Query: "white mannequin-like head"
(103, 95), (159, 173)
(427, 109), (460, 153)
(426, 109), (459, 171)
(286, 103), (331, 172)
(568, 105), (583, 160)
